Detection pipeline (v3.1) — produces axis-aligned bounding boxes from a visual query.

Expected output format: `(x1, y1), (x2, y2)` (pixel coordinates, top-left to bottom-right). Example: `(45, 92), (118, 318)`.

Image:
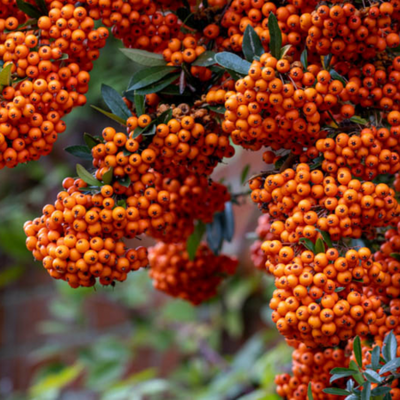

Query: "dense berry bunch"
(148, 241), (238, 304)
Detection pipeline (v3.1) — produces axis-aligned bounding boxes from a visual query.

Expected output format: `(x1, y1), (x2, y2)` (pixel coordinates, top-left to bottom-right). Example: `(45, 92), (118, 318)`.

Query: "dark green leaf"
(187, 221), (206, 261)
(371, 346), (381, 371)
(206, 105), (226, 114)
(134, 93), (145, 117)
(64, 145), (92, 160)
(0, 63), (13, 87)
(299, 237), (315, 253)
(323, 388), (350, 396)
(324, 54), (333, 70)
(91, 105), (127, 126)
(354, 336), (363, 368)
(120, 48), (166, 66)
(206, 213), (224, 255)
(316, 229), (333, 248)
(101, 84), (131, 120)
(268, 13), (282, 59)
(214, 52), (251, 76)
(390, 253), (400, 261)
(335, 287), (345, 293)
(155, 108), (173, 125)
(117, 176), (131, 188)
(192, 51), (215, 67)
(243, 25), (264, 62)
(383, 331), (397, 362)
(102, 167), (113, 185)
(241, 164), (250, 185)
(134, 73), (180, 95)
(330, 70), (347, 86)
(76, 164), (102, 187)
(16, 0), (42, 18)
(84, 133), (102, 149)
(34, 0), (47, 15)
(225, 68), (243, 80)
(300, 49), (308, 69)
(127, 66), (177, 91)
(379, 358), (400, 375)
(361, 381), (370, 400)
(364, 369), (383, 384)
(314, 238), (325, 254)
(350, 116), (368, 125)
(371, 387), (392, 396)
(330, 368), (357, 383)
(223, 202), (234, 242)
(307, 382), (313, 400)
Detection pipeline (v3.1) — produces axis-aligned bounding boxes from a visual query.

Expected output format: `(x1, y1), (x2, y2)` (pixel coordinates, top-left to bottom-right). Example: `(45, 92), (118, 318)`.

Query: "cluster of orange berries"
(221, 55), (354, 153)
(266, 245), (388, 347)
(304, 125), (400, 181)
(275, 342), (350, 400)
(0, 2), (108, 168)
(306, 2), (400, 59)
(250, 163), (400, 242)
(24, 177), (149, 288)
(148, 241), (238, 304)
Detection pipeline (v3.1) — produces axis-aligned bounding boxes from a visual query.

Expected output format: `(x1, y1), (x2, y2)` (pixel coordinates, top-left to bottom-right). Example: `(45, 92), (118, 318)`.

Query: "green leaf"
(364, 369), (383, 384)
(329, 368), (357, 383)
(34, 0), (47, 14)
(268, 13), (282, 59)
(300, 49), (308, 69)
(350, 116), (368, 125)
(242, 25), (264, 62)
(128, 66), (177, 91)
(390, 253), (400, 261)
(335, 287), (345, 293)
(324, 54), (333, 70)
(16, 0), (42, 19)
(101, 84), (131, 120)
(192, 51), (215, 67)
(206, 105), (226, 114)
(91, 105), (127, 126)
(155, 108), (173, 125)
(307, 382), (313, 400)
(371, 387), (392, 396)
(241, 164), (250, 185)
(0, 63), (13, 87)
(214, 52), (251, 76)
(117, 176), (131, 188)
(330, 69), (347, 86)
(76, 164), (102, 187)
(316, 229), (333, 248)
(84, 133), (102, 149)
(187, 221), (206, 261)
(299, 237), (315, 253)
(134, 73), (180, 95)
(370, 346), (381, 371)
(361, 381), (371, 400)
(383, 331), (397, 362)
(206, 213), (224, 255)
(102, 167), (113, 185)
(120, 48), (166, 66)
(134, 93), (145, 117)
(314, 238), (325, 254)
(64, 145), (92, 160)
(223, 202), (234, 242)
(323, 388), (350, 396)
(379, 358), (400, 375)
(353, 336), (363, 368)
(280, 44), (291, 59)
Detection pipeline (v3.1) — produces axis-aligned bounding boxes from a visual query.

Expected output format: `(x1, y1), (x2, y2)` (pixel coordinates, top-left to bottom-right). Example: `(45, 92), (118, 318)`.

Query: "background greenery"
(0, 36), (289, 400)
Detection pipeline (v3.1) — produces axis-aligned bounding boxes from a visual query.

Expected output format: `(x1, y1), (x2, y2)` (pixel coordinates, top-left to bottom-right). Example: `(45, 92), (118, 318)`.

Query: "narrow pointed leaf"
(192, 51), (215, 67)
(134, 73), (180, 95)
(91, 105), (127, 126)
(299, 237), (315, 253)
(330, 70), (347, 86)
(364, 369), (383, 384)
(323, 388), (350, 396)
(187, 221), (206, 261)
(65, 145), (92, 160)
(128, 66), (177, 91)
(300, 49), (308, 69)
(0, 63), (13, 87)
(16, 0), (42, 18)
(379, 358), (400, 375)
(120, 48), (166, 66)
(214, 52), (251, 76)
(307, 382), (313, 400)
(371, 346), (381, 371)
(76, 164), (102, 187)
(314, 238), (325, 254)
(354, 336), (363, 368)
(383, 331), (397, 362)
(223, 202), (234, 242)
(84, 133), (102, 149)
(268, 13), (282, 59)
(241, 164), (250, 185)
(102, 167), (114, 185)
(243, 25), (264, 61)
(101, 84), (131, 120)
(134, 93), (145, 117)
(361, 381), (370, 400)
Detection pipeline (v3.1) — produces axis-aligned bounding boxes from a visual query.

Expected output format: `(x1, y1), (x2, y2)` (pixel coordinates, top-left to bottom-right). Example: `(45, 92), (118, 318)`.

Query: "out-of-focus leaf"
(120, 48), (166, 66)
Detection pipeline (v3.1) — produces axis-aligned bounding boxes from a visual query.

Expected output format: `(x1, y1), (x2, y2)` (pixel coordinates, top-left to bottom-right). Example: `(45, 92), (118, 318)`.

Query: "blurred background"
(0, 36), (289, 400)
